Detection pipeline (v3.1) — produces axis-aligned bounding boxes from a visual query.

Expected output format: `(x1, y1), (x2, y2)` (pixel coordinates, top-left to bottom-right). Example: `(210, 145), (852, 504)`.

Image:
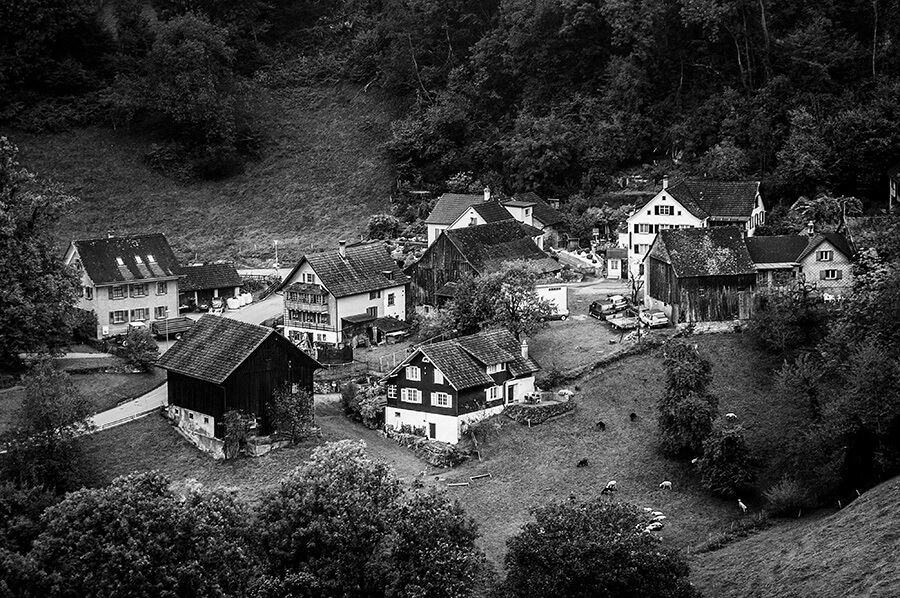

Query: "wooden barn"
(157, 315), (320, 455)
(405, 219), (561, 308)
(645, 227), (756, 323)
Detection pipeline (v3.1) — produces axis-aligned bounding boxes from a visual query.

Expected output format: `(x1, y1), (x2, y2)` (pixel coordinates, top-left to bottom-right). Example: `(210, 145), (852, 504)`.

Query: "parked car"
(607, 309), (640, 330)
(639, 308), (669, 328)
(589, 294), (628, 319)
(151, 316), (196, 340)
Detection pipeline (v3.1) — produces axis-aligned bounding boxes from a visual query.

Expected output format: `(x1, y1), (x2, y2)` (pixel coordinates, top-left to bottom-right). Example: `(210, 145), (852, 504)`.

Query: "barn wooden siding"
(648, 257), (754, 323)
(408, 233), (478, 306)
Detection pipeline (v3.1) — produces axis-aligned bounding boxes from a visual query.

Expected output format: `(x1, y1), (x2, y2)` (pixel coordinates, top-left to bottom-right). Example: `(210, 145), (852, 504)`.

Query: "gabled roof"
(745, 235), (810, 265)
(444, 220), (561, 275)
(471, 201), (515, 224)
(606, 247), (628, 260)
(511, 191), (564, 226)
(179, 263), (242, 292)
(72, 234), (181, 285)
(157, 315), (319, 384)
(665, 180), (760, 220)
(652, 228), (755, 278)
(426, 193), (485, 224)
(383, 328), (539, 391)
(797, 232), (855, 261)
(279, 242), (409, 298)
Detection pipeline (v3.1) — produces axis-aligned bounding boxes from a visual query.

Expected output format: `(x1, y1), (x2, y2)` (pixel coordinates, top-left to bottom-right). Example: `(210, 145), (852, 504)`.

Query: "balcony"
(284, 319), (335, 332)
(285, 299), (329, 312)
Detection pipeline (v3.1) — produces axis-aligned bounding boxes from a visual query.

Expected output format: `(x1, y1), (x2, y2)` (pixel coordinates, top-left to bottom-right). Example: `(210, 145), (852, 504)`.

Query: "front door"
(428, 422), (436, 439)
(507, 383), (517, 404)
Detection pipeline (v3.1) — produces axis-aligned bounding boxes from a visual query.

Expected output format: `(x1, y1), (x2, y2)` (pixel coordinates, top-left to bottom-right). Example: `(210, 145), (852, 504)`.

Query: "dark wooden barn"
(645, 227), (756, 323)
(157, 315), (320, 441)
(405, 219), (561, 307)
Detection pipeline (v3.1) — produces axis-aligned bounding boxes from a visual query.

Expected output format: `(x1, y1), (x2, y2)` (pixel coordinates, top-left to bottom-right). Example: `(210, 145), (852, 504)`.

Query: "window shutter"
(634, 223), (639, 233)
(836, 270), (843, 279)
(654, 224), (659, 233)
(655, 206), (660, 215)
(109, 312), (114, 324)
(108, 287), (113, 300)
(820, 271), (827, 280)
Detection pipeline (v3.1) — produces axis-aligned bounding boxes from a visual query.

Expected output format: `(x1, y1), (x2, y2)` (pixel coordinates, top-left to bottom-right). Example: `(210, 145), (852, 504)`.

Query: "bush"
(70, 309), (98, 344)
(119, 327), (159, 371)
(535, 363), (567, 389)
(657, 391), (719, 456)
(340, 382), (359, 415)
(697, 425), (756, 497)
(764, 476), (813, 516)
(663, 341), (712, 398)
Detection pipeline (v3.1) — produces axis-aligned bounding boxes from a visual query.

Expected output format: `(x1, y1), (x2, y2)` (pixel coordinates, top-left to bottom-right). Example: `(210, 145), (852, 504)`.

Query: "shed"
(178, 263), (243, 310)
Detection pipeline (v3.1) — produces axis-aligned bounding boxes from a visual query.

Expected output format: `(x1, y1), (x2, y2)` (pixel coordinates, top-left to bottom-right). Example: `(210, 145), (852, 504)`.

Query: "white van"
(536, 284), (569, 320)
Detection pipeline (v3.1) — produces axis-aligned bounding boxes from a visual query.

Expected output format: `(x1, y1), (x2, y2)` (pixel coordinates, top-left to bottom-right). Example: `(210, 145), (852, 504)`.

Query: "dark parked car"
(589, 294), (628, 319)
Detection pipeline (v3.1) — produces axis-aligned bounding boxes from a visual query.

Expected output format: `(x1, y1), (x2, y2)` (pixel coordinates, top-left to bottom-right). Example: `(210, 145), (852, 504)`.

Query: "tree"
(3, 358), (92, 491)
(30, 472), (258, 597)
(499, 500), (700, 598)
(366, 213), (402, 240)
(222, 409), (251, 459)
(120, 325), (160, 371)
(270, 384), (315, 443)
(791, 193), (863, 232)
(0, 137), (81, 367)
(697, 425), (756, 497)
(657, 391), (720, 456)
(662, 341), (713, 399)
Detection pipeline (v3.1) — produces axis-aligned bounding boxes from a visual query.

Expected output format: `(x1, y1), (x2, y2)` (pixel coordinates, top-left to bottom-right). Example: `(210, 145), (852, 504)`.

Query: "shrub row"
(505, 399), (575, 425)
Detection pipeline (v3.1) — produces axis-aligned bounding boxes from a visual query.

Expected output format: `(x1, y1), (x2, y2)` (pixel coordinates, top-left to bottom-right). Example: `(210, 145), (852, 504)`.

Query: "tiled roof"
(425, 193), (484, 224)
(797, 232), (855, 261)
(654, 228), (755, 278)
(72, 234), (181, 285)
(420, 343), (494, 390)
(666, 180), (760, 220)
(472, 201), (515, 223)
(457, 330), (518, 365)
(372, 316), (409, 333)
(512, 191), (564, 226)
(444, 221), (561, 275)
(745, 235), (810, 264)
(157, 315), (271, 384)
(606, 247), (628, 259)
(179, 263), (242, 292)
(285, 282), (326, 294)
(280, 242), (409, 298)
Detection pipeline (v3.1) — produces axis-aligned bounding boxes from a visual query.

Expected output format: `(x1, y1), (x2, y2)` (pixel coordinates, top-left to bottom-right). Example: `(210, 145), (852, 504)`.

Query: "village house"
(178, 262), (243, 311)
(277, 241), (409, 346)
(501, 192), (565, 249)
(157, 315), (320, 457)
(645, 227), (756, 323)
(406, 219), (562, 308)
(381, 328), (539, 444)
(747, 229), (855, 296)
(605, 247), (628, 280)
(620, 178), (765, 278)
(64, 233), (182, 338)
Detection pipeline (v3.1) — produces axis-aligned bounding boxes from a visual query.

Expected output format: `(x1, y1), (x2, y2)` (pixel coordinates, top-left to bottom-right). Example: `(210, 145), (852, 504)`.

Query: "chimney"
(338, 240), (346, 258)
(662, 177), (669, 190)
(807, 220), (815, 237)
(483, 186), (491, 202)
(520, 338), (529, 360)
(382, 269), (393, 281)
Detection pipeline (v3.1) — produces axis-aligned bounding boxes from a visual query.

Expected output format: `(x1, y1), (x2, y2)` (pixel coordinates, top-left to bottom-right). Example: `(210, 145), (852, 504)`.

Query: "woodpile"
(384, 429), (467, 467)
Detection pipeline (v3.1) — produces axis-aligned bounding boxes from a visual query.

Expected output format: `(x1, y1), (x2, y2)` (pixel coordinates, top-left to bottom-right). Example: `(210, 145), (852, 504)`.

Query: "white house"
(619, 178), (765, 278)
(278, 241), (409, 346)
(746, 230), (855, 296)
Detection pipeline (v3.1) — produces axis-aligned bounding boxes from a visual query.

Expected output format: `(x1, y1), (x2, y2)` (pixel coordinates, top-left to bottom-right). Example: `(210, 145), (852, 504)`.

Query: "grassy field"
(70, 368), (166, 414)
(9, 83), (397, 265)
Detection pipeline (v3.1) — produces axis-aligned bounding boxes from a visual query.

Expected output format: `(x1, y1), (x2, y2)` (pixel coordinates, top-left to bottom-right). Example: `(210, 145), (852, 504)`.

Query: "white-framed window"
(434, 369), (444, 385)
(637, 223), (652, 234)
(130, 308), (149, 321)
(817, 250), (833, 262)
(366, 306), (378, 317)
(405, 366), (421, 381)
(609, 259), (620, 269)
(656, 205), (673, 216)
(401, 388), (422, 403)
(109, 285), (126, 300)
(387, 293), (395, 306)
(387, 385), (397, 399)
(130, 283), (148, 297)
(110, 310), (128, 324)
(157, 281), (168, 295)
(115, 257), (124, 266)
(487, 386), (500, 401)
(147, 254), (156, 263)
(432, 392), (452, 408)
(316, 334), (326, 342)
(822, 269), (840, 280)
(83, 286), (93, 300)
(369, 290), (381, 299)
(469, 217), (478, 226)
(155, 306), (167, 319)
(486, 363), (504, 374)
(634, 244), (650, 255)
(305, 273), (315, 283)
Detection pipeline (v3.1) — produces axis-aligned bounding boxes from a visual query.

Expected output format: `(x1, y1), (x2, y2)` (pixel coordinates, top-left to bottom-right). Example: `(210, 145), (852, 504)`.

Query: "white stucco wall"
(623, 190), (703, 276)
(427, 224), (448, 246)
(798, 239), (854, 295)
(167, 404), (216, 438)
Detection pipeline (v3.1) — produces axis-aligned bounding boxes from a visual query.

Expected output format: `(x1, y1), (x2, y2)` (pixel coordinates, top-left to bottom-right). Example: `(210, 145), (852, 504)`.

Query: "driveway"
(90, 382), (167, 432)
(221, 293), (283, 326)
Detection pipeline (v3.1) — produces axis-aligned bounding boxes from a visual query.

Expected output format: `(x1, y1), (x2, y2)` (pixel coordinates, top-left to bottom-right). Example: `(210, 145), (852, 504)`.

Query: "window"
(405, 366), (421, 381)
(110, 310), (128, 324)
(130, 283), (148, 297)
(434, 369), (444, 385)
(366, 306), (378, 317)
(387, 293), (395, 306)
(189, 413), (194, 420)
(525, 207), (531, 215)
(203, 417), (209, 424)
(109, 285), (126, 300)
(305, 273), (315, 283)
(146, 254), (156, 263)
(115, 257), (124, 266)
(157, 281), (168, 295)
(401, 388), (422, 403)
(369, 290), (381, 299)
(633, 244), (649, 255)
(155, 306), (167, 319)
(432, 392), (452, 408)
(469, 217), (478, 226)
(83, 286), (93, 300)
(822, 269), (841, 280)
(655, 205), (673, 216)
(817, 250), (834, 262)
(130, 308), (149, 321)
(635, 223), (652, 234)
(316, 334), (326, 342)
(487, 386), (500, 401)
(487, 363), (504, 374)
(320, 313), (330, 325)
(387, 385), (397, 399)
(135, 255), (143, 264)
(609, 259), (620, 269)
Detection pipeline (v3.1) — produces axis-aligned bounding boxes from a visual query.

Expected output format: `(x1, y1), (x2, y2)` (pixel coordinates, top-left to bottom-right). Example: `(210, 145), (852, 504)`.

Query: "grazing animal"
(725, 412), (738, 420)
(651, 515), (666, 522)
(650, 511), (664, 517)
(644, 521), (664, 532)
(600, 487), (614, 497)
(691, 457), (700, 465)
(738, 499), (748, 514)
(595, 421), (606, 431)
(643, 507), (653, 512)
(629, 412), (638, 422)
(659, 480), (673, 490)
(576, 458), (589, 468)
(605, 480), (618, 492)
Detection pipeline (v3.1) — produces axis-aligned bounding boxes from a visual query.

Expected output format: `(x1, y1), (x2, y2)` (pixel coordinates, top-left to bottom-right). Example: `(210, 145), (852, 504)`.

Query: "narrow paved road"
(90, 382), (167, 432)
(221, 293), (283, 326)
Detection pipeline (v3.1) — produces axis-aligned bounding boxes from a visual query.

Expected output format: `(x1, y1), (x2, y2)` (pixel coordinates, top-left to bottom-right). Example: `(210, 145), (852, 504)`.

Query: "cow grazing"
(659, 480), (672, 490)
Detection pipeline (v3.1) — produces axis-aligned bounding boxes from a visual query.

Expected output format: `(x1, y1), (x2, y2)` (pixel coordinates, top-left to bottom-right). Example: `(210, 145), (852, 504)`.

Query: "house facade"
(382, 328), (539, 444)
(502, 192), (565, 249)
(605, 247), (628, 280)
(645, 227), (756, 323)
(178, 262), (243, 310)
(620, 179), (765, 278)
(425, 190), (494, 246)
(157, 315), (320, 457)
(747, 232), (854, 296)
(406, 219), (562, 307)
(64, 234), (182, 338)
(278, 241), (409, 346)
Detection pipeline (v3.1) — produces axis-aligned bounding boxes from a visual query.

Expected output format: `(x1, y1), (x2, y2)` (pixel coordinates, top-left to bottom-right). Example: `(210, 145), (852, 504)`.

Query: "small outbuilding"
(178, 262), (243, 311)
(157, 315), (320, 457)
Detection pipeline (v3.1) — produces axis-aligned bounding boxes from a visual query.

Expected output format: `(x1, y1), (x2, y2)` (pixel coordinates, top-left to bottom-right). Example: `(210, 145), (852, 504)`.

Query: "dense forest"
(3, 0), (900, 206)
